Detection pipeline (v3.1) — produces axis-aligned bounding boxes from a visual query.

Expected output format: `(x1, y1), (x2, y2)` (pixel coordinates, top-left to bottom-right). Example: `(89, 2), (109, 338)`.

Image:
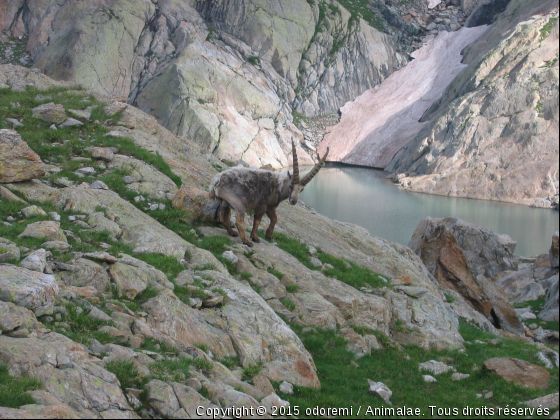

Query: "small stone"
(149, 204), (158, 211)
(124, 176), (141, 184)
(451, 373), (470, 381)
(90, 180), (109, 190)
(53, 177), (74, 188)
(423, 375), (437, 382)
(75, 167), (96, 177)
(48, 212), (61, 221)
(21, 205), (47, 218)
(158, 203), (166, 210)
(58, 117), (83, 128)
(368, 380), (392, 405)
(134, 195), (145, 202)
(91, 147), (115, 162)
(49, 124), (57, 130)
(68, 216), (76, 222)
(279, 381), (294, 395)
(221, 250), (238, 264)
(308, 246), (317, 255)
(310, 256), (322, 267)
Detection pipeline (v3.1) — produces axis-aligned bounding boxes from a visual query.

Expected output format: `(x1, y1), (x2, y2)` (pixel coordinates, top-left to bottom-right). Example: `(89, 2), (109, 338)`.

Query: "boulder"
(172, 185), (218, 223)
(494, 268), (547, 304)
(91, 147), (115, 162)
(21, 205), (47, 218)
(409, 217), (524, 335)
(55, 258), (111, 294)
(19, 221), (67, 243)
(20, 248), (48, 273)
(142, 290), (236, 359)
(0, 129), (45, 183)
(110, 254), (173, 298)
(483, 357), (550, 389)
(31, 103), (67, 123)
(0, 265), (58, 315)
(0, 301), (41, 332)
(523, 393), (559, 409)
(86, 211), (123, 239)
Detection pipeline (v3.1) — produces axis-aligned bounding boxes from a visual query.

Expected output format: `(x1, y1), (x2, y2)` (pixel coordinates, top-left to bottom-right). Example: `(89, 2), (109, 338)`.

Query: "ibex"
(209, 140), (329, 246)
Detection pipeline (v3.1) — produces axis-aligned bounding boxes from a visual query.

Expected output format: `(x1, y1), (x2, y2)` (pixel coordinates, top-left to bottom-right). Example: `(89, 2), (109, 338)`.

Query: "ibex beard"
(209, 140), (329, 246)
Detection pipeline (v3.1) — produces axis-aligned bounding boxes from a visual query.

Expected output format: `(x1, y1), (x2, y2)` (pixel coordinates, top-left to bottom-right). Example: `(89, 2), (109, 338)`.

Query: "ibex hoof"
(265, 235), (273, 241)
(229, 231), (239, 237)
(251, 236), (261, 243)
(243, 240), (253, 247)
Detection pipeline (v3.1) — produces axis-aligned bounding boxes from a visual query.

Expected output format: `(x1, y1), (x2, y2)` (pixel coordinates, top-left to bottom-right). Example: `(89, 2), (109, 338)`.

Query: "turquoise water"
(300, 165), (559, 257)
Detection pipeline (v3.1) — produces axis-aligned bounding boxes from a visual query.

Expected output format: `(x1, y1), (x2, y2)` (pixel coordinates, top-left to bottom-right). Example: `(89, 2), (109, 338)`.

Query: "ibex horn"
(291, 138), (300, 185)
(301, 147), (329, 186)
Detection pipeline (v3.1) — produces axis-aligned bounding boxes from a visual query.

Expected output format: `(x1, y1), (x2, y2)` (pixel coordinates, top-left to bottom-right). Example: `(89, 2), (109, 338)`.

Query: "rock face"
(0, 129), (45, 183)
(386, 0), (559, 207)
(409, 217), (524, 335)
(483, 357), (550, 390)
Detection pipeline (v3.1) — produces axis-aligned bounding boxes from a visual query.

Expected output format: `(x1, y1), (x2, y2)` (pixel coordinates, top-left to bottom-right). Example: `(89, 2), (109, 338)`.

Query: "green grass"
(280, 298), (297, 312)
(141, 337), (180, 356)
(285, 284), (300, 293)
(149, 358), (193, 383)
(216, 356), (240, 370)
(335, 0), (384, 31)
(286, 321), (558, 418)
(514, 297), (559, 332)
(242, 361), (264, 381)
(0, 364), (42, 408)
(541, 17), (558, 41)
(268, 267), (284, 280)
(105, 360), (143, 389)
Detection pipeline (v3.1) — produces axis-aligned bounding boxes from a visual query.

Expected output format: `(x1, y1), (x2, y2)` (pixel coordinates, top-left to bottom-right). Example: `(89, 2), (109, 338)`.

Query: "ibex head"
(289, 139), (329, 205)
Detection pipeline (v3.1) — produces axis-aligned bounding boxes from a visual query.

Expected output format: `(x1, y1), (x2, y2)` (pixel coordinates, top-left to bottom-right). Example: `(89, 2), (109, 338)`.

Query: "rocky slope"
(1, 64), (558, 418)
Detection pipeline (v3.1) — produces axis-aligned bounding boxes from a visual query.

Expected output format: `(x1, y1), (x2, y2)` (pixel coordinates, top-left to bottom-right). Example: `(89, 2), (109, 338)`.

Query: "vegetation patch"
(242, 361), (264, 381)
(149, 358), (193, 383)
(540, 17), (558, 41)
(286, 322), (558, 418)
(0, 364), (42, 408)
(105, 360), (143, 389)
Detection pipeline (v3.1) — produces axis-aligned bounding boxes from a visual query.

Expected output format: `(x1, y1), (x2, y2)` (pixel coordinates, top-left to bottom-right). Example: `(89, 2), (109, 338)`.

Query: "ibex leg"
(250, 208), (266, 243)
(235, 210), (252, 246)
(220, 203), (238, 237)
(265, 209), (277, 241)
